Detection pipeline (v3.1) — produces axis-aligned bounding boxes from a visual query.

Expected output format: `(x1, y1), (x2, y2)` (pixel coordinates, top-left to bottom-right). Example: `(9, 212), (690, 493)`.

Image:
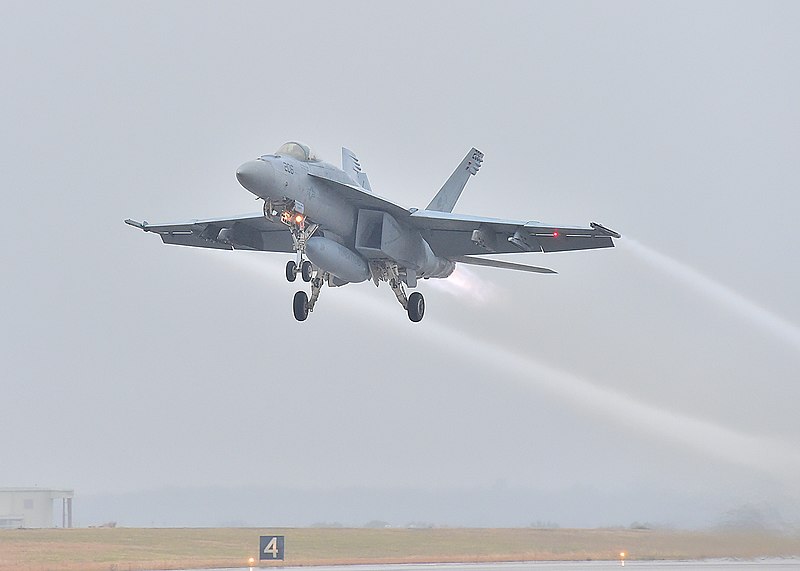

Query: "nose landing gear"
(287, 260), (314, 283)
(300, 260), (313, 282)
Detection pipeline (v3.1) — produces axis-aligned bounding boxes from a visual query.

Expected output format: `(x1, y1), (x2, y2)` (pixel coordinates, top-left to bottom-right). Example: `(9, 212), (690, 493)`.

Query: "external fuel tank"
(305, 236), (371, 284)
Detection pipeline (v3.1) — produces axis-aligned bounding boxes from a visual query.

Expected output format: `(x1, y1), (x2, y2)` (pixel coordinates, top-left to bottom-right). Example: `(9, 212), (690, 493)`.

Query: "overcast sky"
(2, 1), (799, 528)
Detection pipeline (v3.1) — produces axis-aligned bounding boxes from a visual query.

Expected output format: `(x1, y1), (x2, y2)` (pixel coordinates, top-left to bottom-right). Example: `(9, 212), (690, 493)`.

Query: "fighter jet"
(126, 142), (620, 322)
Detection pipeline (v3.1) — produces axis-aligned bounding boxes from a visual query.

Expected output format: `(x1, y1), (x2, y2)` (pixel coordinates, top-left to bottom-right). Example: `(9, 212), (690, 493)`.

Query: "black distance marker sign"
(259, 535), (285, 561)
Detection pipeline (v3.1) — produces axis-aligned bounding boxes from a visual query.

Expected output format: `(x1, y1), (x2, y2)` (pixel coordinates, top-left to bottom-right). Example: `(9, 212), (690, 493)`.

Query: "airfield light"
(619, 551), (626, 567)
(248, 557), (255, 564)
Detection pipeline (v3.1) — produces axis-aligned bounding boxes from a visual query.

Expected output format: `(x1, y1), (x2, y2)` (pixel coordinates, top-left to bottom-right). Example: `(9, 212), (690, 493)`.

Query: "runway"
(185, 559), (799, 571)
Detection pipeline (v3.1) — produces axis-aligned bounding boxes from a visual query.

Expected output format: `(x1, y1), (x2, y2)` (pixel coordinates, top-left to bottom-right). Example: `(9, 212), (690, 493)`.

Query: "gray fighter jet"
(126, 142), (620, 322)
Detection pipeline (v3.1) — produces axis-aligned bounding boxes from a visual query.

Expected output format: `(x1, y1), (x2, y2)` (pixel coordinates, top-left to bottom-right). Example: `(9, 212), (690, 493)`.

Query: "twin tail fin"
(425, 148), (483, 213)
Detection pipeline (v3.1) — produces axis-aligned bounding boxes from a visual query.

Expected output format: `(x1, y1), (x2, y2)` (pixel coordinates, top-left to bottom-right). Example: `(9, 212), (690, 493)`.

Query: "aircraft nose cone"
(236, 159), (275, 196)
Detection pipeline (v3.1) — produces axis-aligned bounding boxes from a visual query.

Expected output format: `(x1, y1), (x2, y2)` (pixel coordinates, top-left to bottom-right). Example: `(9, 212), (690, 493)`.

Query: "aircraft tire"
(301, 260), (313, 282)
(407, 292), (425, 322)
(286, 260), (297, 282)
(293, 291), (309, 321)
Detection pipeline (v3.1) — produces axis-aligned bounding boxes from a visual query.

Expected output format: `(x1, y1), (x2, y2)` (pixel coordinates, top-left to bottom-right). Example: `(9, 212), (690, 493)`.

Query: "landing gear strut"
(267, 197), (317, 284)
(384, 263), (425, 322)
(292, 272), (328, 322)
(265, 198), (325, 319)
(268, 197), (429, 322)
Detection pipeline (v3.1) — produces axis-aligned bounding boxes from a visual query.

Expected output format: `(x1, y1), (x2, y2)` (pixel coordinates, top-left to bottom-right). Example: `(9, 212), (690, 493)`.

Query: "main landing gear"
(287, 258), (427, 323)
(266, 199), (427, 323)
(292, 291), (308, 321)
(291, 272), (327, 321)
(407, 292), (425, 322)
(382, 263), (425, 322)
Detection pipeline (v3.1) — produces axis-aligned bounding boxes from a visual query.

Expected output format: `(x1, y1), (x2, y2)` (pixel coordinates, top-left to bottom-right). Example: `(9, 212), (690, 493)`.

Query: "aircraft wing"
(307, 170), (411, 220)
(124, 213), (294, 252)
(409, 210), (620, 258)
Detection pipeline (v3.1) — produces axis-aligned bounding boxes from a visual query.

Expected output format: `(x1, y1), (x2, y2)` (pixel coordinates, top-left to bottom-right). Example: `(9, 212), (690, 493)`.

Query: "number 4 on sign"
(259, 535), (285, 561)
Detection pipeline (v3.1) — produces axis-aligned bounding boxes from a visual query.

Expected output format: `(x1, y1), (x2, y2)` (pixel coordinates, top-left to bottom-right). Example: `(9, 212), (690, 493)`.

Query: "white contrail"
(427, 264), (503, 306)
(218, 251), (800, 484)
(414, 316), (800, 483)
(623, 238), (800, 352)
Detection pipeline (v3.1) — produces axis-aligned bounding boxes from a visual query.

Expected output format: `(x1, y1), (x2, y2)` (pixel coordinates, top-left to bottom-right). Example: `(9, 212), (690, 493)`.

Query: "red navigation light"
(553, 230), (559, 238)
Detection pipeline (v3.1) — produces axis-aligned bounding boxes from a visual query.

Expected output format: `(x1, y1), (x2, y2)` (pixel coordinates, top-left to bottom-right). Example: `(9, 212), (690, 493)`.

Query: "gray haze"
(2, 1), (799, 529)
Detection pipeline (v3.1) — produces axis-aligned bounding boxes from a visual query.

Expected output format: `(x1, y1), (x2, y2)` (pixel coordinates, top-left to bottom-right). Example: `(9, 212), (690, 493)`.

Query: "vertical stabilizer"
(342, 147), (372, 192)
(425, 148), (483, 212)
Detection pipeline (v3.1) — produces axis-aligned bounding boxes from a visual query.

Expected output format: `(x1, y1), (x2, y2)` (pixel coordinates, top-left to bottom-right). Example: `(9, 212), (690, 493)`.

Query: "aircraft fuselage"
(235, 153), (455, 286)
(236, 155), (358, 244)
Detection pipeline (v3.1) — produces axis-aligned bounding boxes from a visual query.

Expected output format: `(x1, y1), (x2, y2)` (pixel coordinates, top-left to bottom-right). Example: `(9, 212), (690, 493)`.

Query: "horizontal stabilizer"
(453, 256), (556, 274)
(426, 148), (483, 212)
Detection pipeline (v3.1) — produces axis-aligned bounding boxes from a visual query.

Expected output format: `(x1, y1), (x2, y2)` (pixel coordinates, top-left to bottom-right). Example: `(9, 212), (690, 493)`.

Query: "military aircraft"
(126, 142), (620, 322)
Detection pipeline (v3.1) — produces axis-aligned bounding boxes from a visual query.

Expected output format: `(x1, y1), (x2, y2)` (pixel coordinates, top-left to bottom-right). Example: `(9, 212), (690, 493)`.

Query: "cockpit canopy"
(275, 141), (319, 162)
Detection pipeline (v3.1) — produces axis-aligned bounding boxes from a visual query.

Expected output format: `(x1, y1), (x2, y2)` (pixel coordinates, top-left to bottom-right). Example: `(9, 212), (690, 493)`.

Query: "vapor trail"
(417, 316), (800, 483)
(219, 251), (800, 484)
(623, 238), (800, 352)
(427, 264), (502, 306)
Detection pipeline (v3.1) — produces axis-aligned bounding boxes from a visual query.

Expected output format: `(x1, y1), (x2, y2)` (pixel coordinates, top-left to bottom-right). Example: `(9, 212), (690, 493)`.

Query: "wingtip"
(590, 222), (621, 239)
(124, 218), (148, 231)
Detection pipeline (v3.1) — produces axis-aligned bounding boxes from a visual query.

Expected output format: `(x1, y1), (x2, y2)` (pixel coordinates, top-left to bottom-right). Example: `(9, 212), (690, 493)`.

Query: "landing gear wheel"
(286, 260), (297, 282)
(301, 260), (313, 282)
(293, 290), (309, 321)
(407, 292), (425, 322)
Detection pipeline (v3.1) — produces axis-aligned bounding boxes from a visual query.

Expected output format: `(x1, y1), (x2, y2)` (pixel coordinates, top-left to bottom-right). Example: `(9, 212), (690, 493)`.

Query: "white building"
(0, 488), (74, 529)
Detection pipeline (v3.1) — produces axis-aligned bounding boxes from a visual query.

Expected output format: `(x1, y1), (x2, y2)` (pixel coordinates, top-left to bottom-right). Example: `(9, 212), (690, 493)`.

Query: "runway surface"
(185, 559), (799, 571)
